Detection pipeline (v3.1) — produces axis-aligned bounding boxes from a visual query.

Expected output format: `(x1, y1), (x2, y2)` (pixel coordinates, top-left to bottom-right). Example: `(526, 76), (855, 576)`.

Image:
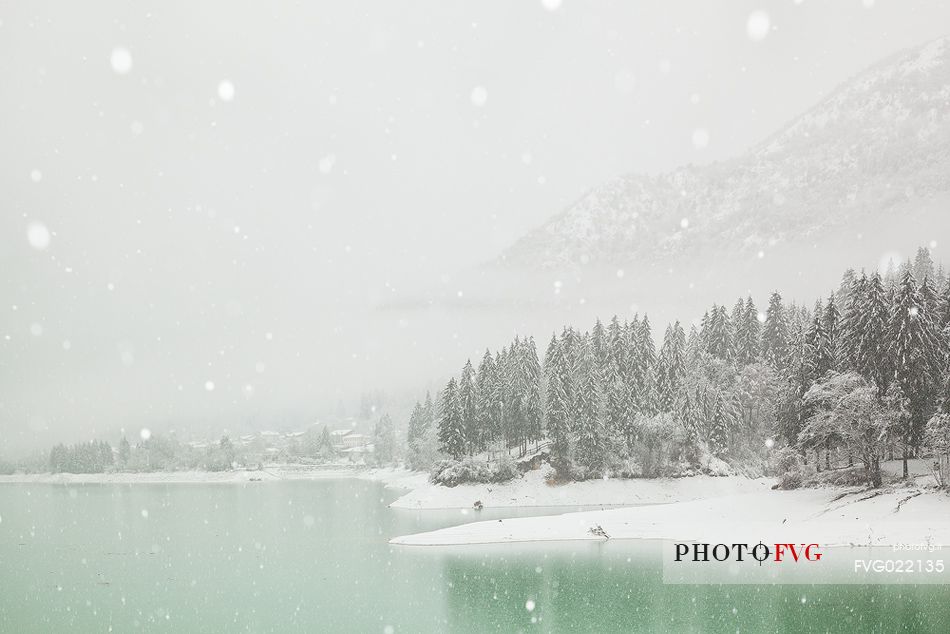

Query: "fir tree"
(604, 316), (627, 385)
(838, 273), (867, 372)
(656, 322), (687, 413)
(734, 296), (761, 366)
(491, 348), (508, 448)
(938, 278), (950, 341)
(437, 378), (465, 459)
(629, 316), (658, 415)
(805, 300), (834, 381)
(406, 401), (425, 448)
(705, 305), (733, 362)
(859, 273), (894, 394)
(458, 359), (477, 455)
(837, 268), (857, 312)
(679, 392), (698, 443)
(822, 294), (840, 371)
(318, 426), (336, 459)
(914, 247), (936, 285)
(709, 394), (730, 457)
(118, 436), (131, 465)
(543, 335), (573, 476)
(521, 337), (544, 453)
(762, 291), (789, 370)
(473, 350), (496, 454)
(686, 325), (703, 366)
(890, 271), (944, 476)
(373, 414), (396, 465)
(423, 391), (435, 429)
(591, 318), (607, 370)
(574, 340), (607, 476)
(99, 441), (114, 468)
(558, 327), (581, 423)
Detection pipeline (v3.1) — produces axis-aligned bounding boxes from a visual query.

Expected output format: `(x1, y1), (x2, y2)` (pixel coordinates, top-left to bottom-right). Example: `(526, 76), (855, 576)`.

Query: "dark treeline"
(39, 423), (375, 475)
(408, 247), (950, 487)
(47, 435), (236, 473)
(48, 441), (115, 474)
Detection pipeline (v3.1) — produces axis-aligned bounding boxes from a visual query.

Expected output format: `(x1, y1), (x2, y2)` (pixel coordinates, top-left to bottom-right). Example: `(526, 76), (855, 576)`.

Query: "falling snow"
(26, 222), (51, 250)
(110, 47), (133, 74)
(746, 11), (770, 42)
(217, 80), (236, 101)
(470, 85), (488, 107)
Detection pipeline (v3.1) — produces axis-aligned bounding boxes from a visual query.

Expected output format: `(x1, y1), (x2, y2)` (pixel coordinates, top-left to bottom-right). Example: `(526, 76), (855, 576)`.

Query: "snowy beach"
(391, 485), (950, 548)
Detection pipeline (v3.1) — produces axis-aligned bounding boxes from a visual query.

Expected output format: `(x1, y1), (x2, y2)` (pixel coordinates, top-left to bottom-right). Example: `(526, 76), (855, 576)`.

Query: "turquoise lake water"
(1, 479), (948, 632)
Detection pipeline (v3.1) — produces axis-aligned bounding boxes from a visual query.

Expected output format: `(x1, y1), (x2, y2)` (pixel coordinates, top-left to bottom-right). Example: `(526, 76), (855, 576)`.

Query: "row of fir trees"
(407, 247), (950, 482)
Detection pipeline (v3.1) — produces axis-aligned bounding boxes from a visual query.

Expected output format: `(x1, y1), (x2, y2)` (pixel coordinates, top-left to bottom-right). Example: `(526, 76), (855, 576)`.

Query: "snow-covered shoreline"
(388, 468), (773, 509)
(9, 463), (949, 549)
(0, 465), (428, 490)
(391, 486), (950, 548)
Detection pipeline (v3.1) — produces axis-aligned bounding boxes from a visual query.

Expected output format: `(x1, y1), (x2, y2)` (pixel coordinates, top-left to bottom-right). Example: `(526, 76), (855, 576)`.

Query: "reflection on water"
(0, 480), (947, 633)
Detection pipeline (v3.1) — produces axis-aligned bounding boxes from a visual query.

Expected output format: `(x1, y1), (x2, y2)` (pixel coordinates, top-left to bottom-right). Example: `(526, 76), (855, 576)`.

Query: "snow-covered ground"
(391, 486), (950, 548)
(390, 459), (950, 547)
(389, 468), (773, 509)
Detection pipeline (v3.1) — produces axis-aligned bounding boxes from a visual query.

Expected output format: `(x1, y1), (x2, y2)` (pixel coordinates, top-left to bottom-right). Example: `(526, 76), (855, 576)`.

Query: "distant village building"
(342, 434), (368, 450)
(329, 429), (371, 452)
(329, 429), (352, 449)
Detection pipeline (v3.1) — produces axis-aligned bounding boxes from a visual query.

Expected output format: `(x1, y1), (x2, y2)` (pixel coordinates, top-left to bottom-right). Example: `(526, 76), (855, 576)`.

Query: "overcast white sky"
(2, 1), (949, 453)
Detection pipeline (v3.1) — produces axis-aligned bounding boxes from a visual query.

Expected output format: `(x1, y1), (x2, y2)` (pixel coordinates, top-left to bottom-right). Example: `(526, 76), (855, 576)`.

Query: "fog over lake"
(3, 1), (950, 452)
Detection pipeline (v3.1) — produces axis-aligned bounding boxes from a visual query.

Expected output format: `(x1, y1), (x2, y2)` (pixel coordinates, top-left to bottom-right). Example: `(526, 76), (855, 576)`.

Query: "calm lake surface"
(1, 479), (948, 633)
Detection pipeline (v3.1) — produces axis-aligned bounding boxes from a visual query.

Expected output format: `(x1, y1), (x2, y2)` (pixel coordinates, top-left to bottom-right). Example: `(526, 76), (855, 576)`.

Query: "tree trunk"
(869, 456), (882, 488)
(902, 433), (909, 479)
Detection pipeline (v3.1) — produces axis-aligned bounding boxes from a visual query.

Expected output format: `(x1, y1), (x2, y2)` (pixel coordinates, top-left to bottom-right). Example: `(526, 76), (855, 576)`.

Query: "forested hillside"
(500, 37), (950, 269)
(407, 248), (950, 488)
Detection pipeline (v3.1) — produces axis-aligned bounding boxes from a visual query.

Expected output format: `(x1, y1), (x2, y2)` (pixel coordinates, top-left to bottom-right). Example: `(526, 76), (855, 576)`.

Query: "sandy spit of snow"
(391, 487), (950, 547)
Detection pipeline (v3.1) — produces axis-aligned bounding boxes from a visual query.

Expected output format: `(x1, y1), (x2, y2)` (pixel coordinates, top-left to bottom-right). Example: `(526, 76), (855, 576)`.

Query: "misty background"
(2, 0), (949, 453)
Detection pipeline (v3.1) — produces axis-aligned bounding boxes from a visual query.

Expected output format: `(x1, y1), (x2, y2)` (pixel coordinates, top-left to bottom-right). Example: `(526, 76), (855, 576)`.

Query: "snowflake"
(217, 80), (235, 102)
(27, 222), (51, 250)
(470, 86), (488, 107)
(746, 11), (770, 42)
(110, 47), (133, 75)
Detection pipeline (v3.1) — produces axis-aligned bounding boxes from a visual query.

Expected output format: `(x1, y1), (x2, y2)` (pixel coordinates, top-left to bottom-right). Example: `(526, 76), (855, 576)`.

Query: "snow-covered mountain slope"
(499, 37), (950, 269)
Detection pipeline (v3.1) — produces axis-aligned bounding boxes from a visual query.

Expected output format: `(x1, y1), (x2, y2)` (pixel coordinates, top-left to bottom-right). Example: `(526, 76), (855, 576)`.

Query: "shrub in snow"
(490, 454), (520, 483)
(700, 453), (734, 477)
(569, 463), (591, 481)
(804, 465), (868, 488)
(611, 457), (642, 479)
(429, 457), (492, 487)
(769, 447), (807, 489)
(925, 412), (950, 489)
